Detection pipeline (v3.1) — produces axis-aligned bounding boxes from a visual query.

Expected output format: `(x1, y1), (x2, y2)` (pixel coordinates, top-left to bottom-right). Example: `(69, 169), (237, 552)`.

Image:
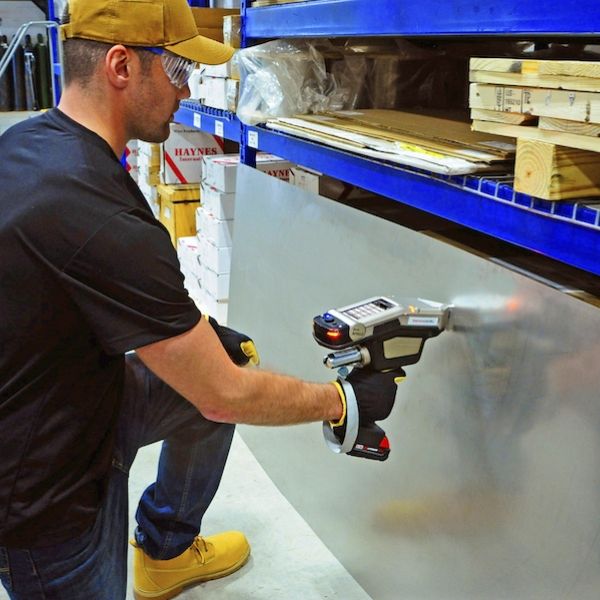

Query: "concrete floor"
(1, 432), (370, 600)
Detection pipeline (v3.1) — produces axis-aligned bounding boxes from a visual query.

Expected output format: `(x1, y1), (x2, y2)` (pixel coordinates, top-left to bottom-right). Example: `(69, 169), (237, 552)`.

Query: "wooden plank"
(514, 138), (600, 200)
(538, 116), (600, 137)
(470, 70), (600, 93)
(469, 109), (526, 125)
(469, 83), (600, 123)
(470, 108), (538, 125)
(470, 57), (600, 79)
(472, 119), (600, 153)
(470, 57), (534, 73)
(539, 60), (600, 79)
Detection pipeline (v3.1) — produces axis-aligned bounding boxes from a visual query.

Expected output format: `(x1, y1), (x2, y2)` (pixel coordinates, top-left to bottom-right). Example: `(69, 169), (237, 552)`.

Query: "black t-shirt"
(0, 109), (201, 547)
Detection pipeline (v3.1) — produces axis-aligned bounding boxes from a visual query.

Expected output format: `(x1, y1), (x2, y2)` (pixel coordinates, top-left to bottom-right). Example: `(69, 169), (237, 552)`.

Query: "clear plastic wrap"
(235, 38), (600, 125)
(234, 39), (347, 125)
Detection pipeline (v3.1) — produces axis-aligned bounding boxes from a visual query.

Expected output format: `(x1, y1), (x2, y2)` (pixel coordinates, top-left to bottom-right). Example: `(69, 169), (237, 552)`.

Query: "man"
(0, 1), (401, 599)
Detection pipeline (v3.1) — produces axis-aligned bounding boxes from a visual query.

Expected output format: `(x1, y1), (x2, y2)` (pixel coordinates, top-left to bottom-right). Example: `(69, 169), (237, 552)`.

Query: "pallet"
(470, 57), (600, 79)
(514, 139), (600, 201)
(470, 108), (537, 125)
(469, 83), (600, 124)
(470, 57), (600, 200)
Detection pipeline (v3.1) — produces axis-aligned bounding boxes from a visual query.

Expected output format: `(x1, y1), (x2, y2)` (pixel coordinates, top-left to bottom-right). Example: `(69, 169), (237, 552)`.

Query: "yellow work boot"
(131, 532), (250, 600)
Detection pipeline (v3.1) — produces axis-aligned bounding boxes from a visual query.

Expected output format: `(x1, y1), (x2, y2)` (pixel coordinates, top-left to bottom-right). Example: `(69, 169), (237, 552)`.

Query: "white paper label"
(215, 120), (224, 137)
(163, 207), (172, 220)
(193, 113), (201, 129)
(407, 316), (439, 326)
(248, 130), (259, 149)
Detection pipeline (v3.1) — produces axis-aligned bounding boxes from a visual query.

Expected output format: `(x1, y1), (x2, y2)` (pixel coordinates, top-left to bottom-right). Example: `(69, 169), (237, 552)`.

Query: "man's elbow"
(189, 380), (245, 425)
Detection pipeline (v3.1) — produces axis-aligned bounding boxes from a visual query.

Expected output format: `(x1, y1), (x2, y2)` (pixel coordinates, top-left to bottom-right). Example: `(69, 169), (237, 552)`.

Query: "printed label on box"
(161, 123), (224, 185)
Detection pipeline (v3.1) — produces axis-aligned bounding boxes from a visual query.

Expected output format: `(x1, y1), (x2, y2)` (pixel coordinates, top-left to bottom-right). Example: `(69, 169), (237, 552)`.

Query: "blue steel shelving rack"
(239, 0), (600, 277)
(243, 0), (598, 38)
(183, 1), (600, 275)
(175, 101), (241, 141)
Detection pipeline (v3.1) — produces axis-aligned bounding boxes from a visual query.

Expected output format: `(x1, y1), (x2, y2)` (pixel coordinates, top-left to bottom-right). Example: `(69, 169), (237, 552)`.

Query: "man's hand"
(205, 315), (260, 367)
(330, 367), (405, 439)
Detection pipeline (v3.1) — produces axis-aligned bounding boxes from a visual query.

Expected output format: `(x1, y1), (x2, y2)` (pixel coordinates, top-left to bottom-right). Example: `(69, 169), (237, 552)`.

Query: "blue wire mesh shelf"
(174, 101), (241, 142)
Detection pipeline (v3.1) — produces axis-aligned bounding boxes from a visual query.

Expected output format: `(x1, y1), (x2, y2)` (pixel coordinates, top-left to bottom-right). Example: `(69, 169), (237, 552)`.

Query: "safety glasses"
(143, 47), (197, 89)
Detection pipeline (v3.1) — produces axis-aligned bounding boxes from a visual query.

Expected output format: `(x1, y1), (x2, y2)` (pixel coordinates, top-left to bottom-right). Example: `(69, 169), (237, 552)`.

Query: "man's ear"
(105, 44), (131, 89)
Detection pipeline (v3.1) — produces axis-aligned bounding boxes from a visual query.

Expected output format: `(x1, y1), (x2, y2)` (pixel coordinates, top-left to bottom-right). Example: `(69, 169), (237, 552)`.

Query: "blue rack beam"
(174, 102), (241, 142)
(245, 0), (598, 38)
(245, 126), (600, 275)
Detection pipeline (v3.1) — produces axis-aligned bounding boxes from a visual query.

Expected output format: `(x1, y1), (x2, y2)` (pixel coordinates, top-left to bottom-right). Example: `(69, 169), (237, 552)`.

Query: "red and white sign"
(161, 123), (224, 185)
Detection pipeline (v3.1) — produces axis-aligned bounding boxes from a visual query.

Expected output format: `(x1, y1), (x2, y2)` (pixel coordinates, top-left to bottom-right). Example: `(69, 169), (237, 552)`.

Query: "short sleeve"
(59, 209), (201, 355)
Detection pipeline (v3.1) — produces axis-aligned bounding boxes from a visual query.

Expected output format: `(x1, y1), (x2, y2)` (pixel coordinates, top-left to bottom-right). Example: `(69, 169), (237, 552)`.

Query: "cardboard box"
(161, 123), (224, 185)
(191, 7), (239, 28)
(223, 15), (241, 48)
(138, 141), (161, 164)
(138, 165), (161, 186)
(160, 200), (200, 246)
(201, 55), (239, 79)
(201, 183), (236, 220)
(199, 77), (239, 111)
(199, 291), (228, 323)
(157, 183), (200, 203)
(202, 264), (230, 300)
(177, 236), (203, 280)
(196, 27), (223, 42)
(188, 68), (203, 100)
(289, 166), (375, 201)
(138, 180), (159, 218)
(196, 206), (234, 248)
(158, 185), (201, 246)
(202, 153), (294, 193)
(138, 153), (161, 172)
(125, 140), (139, 183)
(199, 235), (232, 274)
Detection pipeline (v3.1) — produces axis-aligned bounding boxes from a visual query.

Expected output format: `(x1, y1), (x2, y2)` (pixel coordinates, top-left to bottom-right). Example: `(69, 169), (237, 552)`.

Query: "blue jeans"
(0, 353), (235, 600)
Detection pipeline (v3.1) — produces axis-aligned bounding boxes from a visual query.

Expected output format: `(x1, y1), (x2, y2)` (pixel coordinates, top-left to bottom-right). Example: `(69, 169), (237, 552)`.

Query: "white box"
(202, 263), (230, 300)
(138, 141), (161, 160)
(184, 274), (202, 299)
(289, 166), (321, 194)
(200, 292), (228, 324)
(289, 166), (376, 202)
(125, 140), (139, 165)
(161, 123), (224, 185)
(188, 68), (203, 100)
(126, 164), (140, 184)
(201, 182), (236, 220)
(177, 236), (203, 280)
(198, 77), (238, 111)
(202, 153), (293, 193)
(196, 207), (234, 248)
(199, 235), (232, 274)
(200, 55), (239, 79)
(138, 180), (159, 216)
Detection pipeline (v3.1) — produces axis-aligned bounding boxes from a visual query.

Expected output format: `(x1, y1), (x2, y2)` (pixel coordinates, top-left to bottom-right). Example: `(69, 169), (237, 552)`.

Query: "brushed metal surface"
(229, 166), (600, 600)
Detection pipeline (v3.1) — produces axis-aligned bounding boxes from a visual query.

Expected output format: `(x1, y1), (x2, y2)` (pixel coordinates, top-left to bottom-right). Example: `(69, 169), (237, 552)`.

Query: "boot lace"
(192, 536), (210, 564)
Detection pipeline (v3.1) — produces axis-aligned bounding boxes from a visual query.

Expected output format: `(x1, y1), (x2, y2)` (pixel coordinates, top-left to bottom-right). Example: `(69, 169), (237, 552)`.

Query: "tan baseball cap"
(61, 0), (234, 65)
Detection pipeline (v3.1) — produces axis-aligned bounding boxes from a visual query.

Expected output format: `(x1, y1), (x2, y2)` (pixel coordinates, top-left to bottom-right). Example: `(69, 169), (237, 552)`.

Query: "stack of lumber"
(469, 57), (600, 200)
(266, 109), (514, 176)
